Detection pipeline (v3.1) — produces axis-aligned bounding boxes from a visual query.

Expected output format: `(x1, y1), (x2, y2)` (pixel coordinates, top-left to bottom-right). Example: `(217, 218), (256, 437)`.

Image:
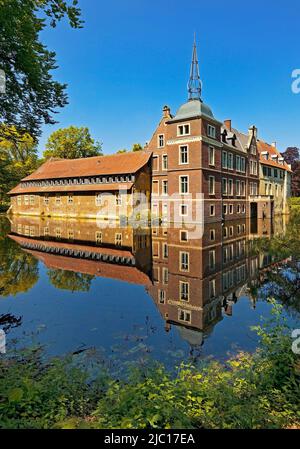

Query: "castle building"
(8, 40), (292, 222)
(8, 151), (152, 220)
(257, 140), (292, 216)
(146, 39), (291, 223)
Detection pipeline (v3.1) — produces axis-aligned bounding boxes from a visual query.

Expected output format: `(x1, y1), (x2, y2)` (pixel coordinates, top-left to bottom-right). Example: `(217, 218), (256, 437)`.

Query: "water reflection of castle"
(8, 214), (289, 347)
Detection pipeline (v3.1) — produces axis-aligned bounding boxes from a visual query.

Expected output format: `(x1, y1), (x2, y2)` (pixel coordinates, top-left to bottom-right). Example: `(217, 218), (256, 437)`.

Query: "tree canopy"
(282, 147), (300, 197)
(0, 0), (83, 140)
(43, 126), (102, 160)
(0, 125), (39, 203)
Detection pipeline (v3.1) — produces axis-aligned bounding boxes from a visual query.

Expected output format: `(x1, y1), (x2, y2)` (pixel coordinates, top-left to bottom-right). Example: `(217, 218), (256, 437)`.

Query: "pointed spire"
(187, 34), (202, 102)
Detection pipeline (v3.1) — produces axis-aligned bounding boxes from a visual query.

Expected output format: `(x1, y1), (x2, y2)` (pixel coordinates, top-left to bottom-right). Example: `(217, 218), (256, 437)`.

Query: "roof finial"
(187, 34), (202, 102)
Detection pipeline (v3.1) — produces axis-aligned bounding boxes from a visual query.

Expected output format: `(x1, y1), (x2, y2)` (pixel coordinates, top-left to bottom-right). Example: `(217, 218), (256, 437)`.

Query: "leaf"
(8, 388), (23, 403)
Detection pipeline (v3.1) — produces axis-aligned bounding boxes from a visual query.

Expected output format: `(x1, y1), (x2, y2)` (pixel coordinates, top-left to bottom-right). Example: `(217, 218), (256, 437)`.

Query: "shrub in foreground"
(0, 304), (299, 429)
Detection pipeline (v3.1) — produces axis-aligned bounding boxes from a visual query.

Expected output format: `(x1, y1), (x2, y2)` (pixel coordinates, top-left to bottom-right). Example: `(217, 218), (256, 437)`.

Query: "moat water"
(0, 214), (299, 369)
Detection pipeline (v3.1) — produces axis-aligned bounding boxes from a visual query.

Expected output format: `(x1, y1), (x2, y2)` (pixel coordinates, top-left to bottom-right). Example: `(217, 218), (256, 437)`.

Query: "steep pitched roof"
(257, 140), (292, 172)
(22, 151), (152, 182)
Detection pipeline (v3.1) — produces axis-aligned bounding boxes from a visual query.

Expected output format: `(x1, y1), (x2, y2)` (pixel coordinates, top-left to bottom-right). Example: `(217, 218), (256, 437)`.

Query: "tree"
(0, 125), (39, 203)
(132, 143), (143, 152)
(47, 269), (94, 292)
(281, 147), (299, 166)
(282, 147), (300, 197)
(117, 149), (127, 154)
(43, 126), (102, 160)
(0, 0), (83, 140)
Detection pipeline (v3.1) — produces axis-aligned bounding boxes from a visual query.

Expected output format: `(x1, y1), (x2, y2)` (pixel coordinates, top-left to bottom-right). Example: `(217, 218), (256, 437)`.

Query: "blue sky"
(39, 0), (300, 155)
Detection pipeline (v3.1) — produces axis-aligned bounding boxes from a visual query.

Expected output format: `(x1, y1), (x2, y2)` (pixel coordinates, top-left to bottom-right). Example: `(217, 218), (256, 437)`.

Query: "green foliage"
(0, 125), (40, 202)
(47, 268), (94, 292)
(252, 208), (300, 259)
(43, 126), (102, 160)
(0, 0), (82, 139)
(0, 347), (97, 429)
(132, 143), (143, 152)
(0, 305), (299, 429)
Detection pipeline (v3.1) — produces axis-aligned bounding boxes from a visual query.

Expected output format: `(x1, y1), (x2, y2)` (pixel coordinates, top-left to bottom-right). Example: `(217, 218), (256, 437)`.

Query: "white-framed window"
(162, 267), (169, 285)
(209, 146), (215, 166)
(210, 204), (215, 216)
(222, 151), (228, 169)
(228, 153), (233, 169)
(236, 155), (241, 172)
(152, 155), (159, 171)
(237, 204), (241, 214)
(44, 194), (49, 205)
(223, 227), (228, 238)
(55, 195), (61, 205)
(95, 193), (102, 206)
(207, 124), (216, 139)
(68, 229), (74, 240)
(180, 204), (188, 216)
(179, 145), (189, 164)
(95, 231), (102, 244)
(222, 178), (228, 195)
(180, 230), (189, 242)
(210, 229), (215, 241)
(55, 227), (61, 239)
(67, 194), (74, 205)
(177, 123), (190, 136)
(162, 180), (168, 195)
(242, 204), (246, 214)
(29, 195), (35, 205)
(162, 154), (168, 170)
(179, 176), (189, 194)
(178, 308), (191, 323)
(44, 227), (49, 237)
(159, 290), (166, 304)
(209, 250), (216, 270)
(115, 233), (122, 245)
(17, 196), (22, 206)
(24, 195), (29, 205)
(241, 157), (246, 173)
(180, 251), (189, 271)
(209, 176), (215, 195)
(209, 279), (216, 299)
(236, 180), (241, 196)
(241, 181), (245, 196)
(180, 282), (189, 302)
(116, 194), (122, 205)
(163, 243), (168, 258)
(229, 226), (234, 237)
(158, 134), (165, 148)
(229, 204), (233, 214)
(228, 179), (233, 196)
(223, 204), (228, 215)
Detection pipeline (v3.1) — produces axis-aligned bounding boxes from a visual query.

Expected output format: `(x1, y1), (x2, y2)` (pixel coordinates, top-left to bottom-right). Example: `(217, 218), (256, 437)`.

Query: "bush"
(0, 304), (299, 429)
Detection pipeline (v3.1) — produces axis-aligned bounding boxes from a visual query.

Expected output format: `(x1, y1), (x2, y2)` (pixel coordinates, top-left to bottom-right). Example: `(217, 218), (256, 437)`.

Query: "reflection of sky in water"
(1, 259), (297, 369)
(1, 213), (299, 370)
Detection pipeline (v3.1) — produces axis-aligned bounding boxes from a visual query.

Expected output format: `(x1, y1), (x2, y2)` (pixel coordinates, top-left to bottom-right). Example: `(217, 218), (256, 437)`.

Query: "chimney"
(163, 105), (171, 118)
(224, 119), (232, 131)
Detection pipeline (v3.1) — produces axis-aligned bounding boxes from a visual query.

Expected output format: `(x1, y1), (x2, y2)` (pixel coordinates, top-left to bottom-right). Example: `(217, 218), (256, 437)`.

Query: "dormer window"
(177, 124), (190, 136)
(207, 124), (216, 139)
